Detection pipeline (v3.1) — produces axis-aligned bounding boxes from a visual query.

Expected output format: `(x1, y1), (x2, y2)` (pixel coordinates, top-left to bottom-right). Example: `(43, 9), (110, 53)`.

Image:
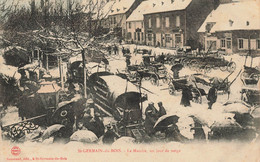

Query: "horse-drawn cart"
(168, 75), (207, 104)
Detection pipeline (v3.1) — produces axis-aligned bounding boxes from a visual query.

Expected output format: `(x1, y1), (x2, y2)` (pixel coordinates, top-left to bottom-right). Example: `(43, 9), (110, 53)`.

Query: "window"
(257, 39), (260, 49)
(148, 18), (152, 28)
(176, 15), (180, 27)
(127, 32), (132, 39)
(165, 34), (171, 43)
(226, 38), (232, 49)
(238, 39), (244, 49)
(165, 17), (170, 28)
(221, 39), (226, 48)
(250, 39), (256, 50)
(134, 32), (136, 40)
(141, 32), (144, 41)
(148, 33), (152, 41)
(128, 22), (131, 29)
(175, 34), (181, 47)
(114, 17), (117, 24)
(156, 17), (160, 28)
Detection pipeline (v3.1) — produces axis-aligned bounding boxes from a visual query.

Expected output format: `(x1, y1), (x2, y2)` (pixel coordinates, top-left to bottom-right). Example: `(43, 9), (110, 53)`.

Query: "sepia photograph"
(0, 0), (259, 161)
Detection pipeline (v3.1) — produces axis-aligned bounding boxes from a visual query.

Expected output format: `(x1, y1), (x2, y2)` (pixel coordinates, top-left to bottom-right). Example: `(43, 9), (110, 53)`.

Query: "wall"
(126, 21), (145, 44)
(186, 0), (215, 49)
(144, 10), (186, 48)
(203, 30), (260, 55)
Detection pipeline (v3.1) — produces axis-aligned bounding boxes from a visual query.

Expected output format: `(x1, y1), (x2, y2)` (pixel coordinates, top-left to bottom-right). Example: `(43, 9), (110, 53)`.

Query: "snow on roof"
(126, 0), (156, 22)
(198, 1), (260, 33)
(108, 0), (135, 16)
(144, 0), (192, 15)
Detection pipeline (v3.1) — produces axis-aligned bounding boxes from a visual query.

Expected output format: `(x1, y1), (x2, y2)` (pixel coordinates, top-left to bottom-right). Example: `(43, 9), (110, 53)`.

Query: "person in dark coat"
(102, 124), (119, 144)
(158, 102), (166, 116)
(113, 45), (118, 55)
(158, 53), (165, 64)
(82, 99), (105, 138)
(122, 47), (126, 56)
(145, 102), (159, 136)
(125, 55), (131, 67)
(207, 86), (217, 109)
(143, 56), (150, 67)
(180, 86), (193, 107)
(108, 46), (112, 55)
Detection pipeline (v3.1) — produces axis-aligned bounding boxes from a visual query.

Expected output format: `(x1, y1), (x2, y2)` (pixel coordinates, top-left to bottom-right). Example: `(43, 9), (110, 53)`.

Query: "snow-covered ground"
(107, 45), (260, 129)
(0, 44), (259, 143)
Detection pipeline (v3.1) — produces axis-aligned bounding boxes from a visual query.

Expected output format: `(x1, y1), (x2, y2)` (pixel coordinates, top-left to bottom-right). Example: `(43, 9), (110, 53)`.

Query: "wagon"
(241, 86), (260, 106)
(168, 75), (207, 104)
(87, 74), (149, 138)
(240, 65), (260, 85)
(123, 55), (168, 86)
(192, 73), (230, 94)
(188, 56), (236, 73)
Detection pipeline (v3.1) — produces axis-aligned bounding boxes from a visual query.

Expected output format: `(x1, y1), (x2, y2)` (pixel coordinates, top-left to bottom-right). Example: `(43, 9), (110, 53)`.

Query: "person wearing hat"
(82, 98), (105, 138)
(145, 102), (160, 136)
(102, 123), (120, 144)
(142, 55), (150, 67)
(207, 85), (218, 109)
(158, 102), (167, 116)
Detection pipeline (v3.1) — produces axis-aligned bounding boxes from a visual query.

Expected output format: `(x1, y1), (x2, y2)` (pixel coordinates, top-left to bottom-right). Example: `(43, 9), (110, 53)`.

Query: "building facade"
(108, 0), (142, 39)
(198, 1), (260, 55)
(143, 0), (220, 49)
(125, 0), (156, 44)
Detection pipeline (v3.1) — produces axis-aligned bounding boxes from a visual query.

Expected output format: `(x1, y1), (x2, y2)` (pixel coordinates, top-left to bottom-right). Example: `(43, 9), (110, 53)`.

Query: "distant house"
(126, 0), (156, 45)
(143, 0), (219, 49)
(108, 0), (142, 39)
(198, 1), (260, 55)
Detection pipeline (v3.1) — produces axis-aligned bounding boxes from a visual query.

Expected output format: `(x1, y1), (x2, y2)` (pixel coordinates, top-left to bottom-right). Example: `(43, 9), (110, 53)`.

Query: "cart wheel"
(192, 88), (202, 104)
(204, 65), (212, 73)
(220, 66), (227, 72)
(169, 85), (176, 95)
(227, 62), (236, 73)
(150, 75), (159, 86)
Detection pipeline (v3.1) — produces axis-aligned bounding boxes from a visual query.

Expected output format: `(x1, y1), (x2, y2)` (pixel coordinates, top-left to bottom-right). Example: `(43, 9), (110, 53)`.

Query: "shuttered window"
(165, 17), (170, 28)
(156, 17), (160, 28)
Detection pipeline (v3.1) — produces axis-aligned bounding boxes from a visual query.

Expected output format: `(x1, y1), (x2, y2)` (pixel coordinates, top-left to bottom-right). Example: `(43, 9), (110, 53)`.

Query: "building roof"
(108, 0), (135, 16)
(198, 1), (260, 33)
(144, 0), (192, 15)
(126, 0), (156, 22)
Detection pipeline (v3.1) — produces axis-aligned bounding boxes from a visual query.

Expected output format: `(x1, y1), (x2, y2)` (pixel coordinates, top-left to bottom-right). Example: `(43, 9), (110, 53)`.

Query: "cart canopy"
(99, 75), (141, 109)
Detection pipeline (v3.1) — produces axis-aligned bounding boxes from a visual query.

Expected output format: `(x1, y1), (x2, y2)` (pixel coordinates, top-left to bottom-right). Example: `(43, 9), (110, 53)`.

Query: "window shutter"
(244, 39), (248, 49)
(250, 39), (256, 50)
